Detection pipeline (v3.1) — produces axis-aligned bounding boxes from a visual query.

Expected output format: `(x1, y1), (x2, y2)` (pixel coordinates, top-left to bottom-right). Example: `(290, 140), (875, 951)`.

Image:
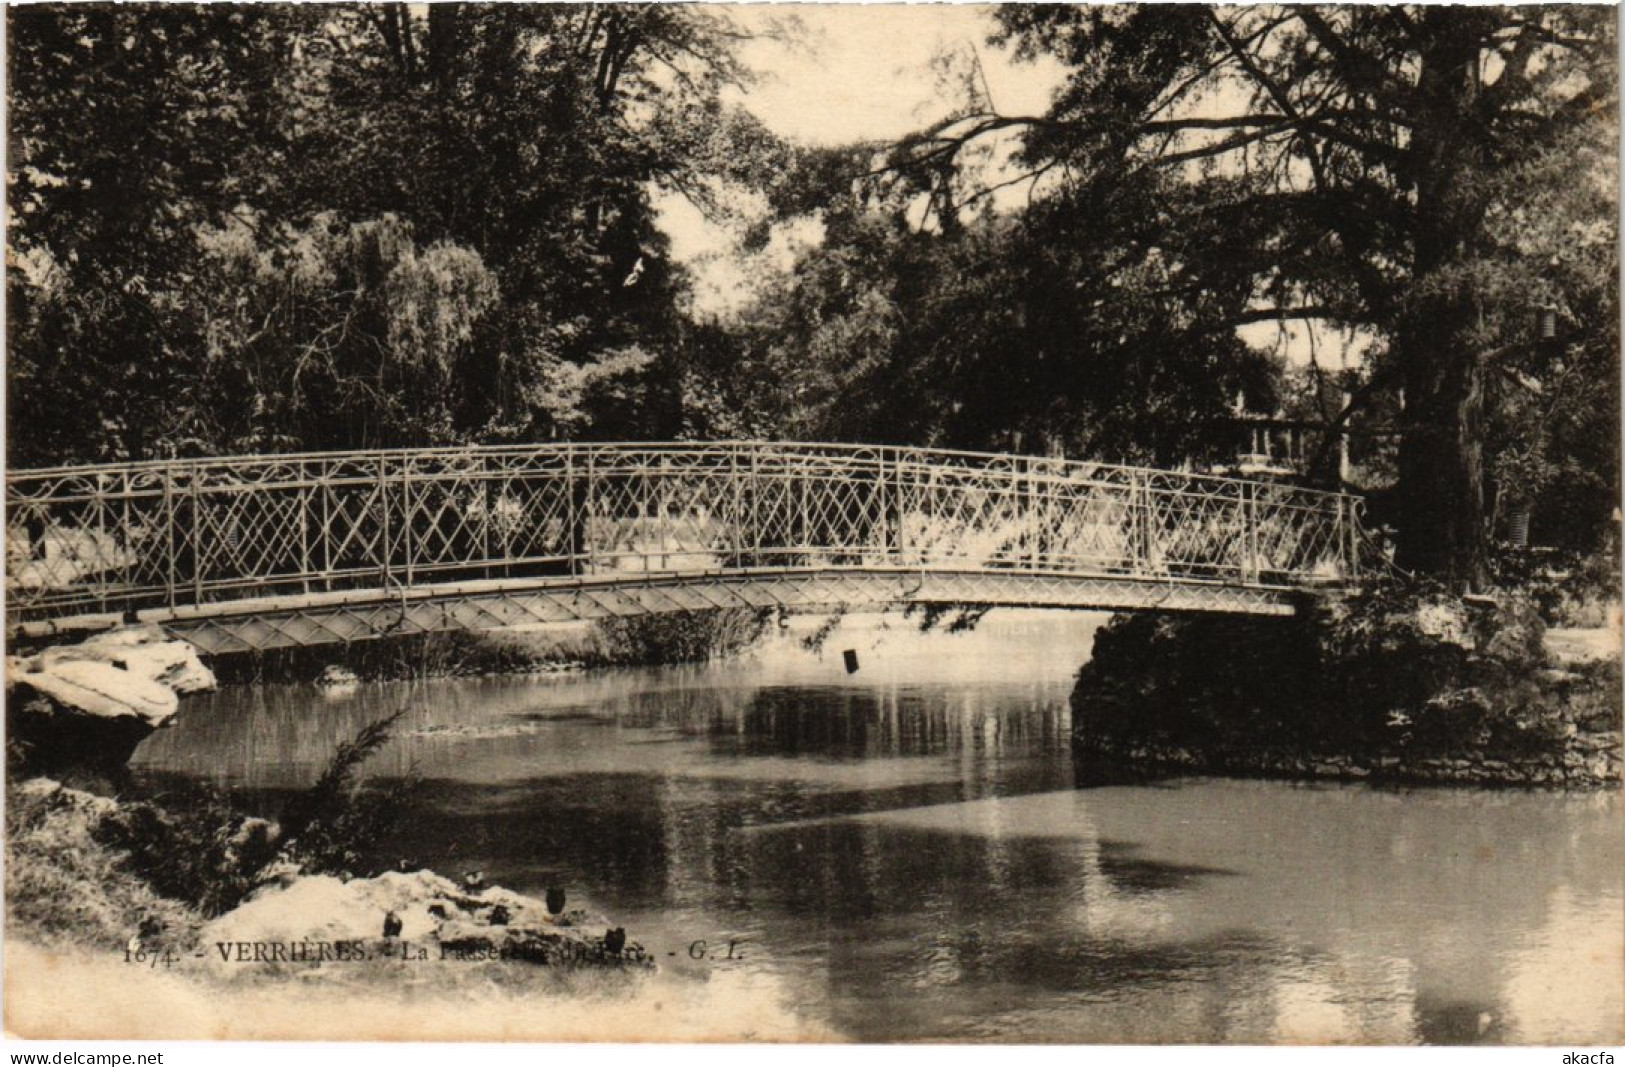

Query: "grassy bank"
(6, 779), (205, 953)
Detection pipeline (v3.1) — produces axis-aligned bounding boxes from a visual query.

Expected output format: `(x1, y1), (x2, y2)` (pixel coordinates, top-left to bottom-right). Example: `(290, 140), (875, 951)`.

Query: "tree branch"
(1295, 9), (1413, 116)
(1229, 306), (1339, 326)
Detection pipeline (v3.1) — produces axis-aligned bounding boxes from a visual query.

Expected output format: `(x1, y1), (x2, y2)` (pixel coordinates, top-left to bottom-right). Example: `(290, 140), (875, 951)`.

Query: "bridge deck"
(6, 441), (1374, 652)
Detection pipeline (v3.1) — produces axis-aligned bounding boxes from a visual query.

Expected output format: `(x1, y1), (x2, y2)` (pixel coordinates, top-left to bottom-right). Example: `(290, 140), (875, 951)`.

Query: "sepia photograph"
(3, 1), (1621, 1050)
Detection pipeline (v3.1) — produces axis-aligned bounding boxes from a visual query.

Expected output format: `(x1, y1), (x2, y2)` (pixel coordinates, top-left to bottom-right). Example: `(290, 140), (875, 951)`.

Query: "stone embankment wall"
(1078, 729), (1621, 788)
(1072, 588), (1622, 790)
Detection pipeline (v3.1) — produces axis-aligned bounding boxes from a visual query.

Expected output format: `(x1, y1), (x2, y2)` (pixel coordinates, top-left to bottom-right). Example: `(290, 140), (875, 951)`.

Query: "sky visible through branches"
(660, 4), (1365, 371)
(659, 5), (1062, 315)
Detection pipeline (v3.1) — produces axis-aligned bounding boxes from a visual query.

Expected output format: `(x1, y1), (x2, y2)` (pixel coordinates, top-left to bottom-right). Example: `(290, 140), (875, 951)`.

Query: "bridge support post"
(566, 447), (577, 578)
(481, 453), (493, 582)
(879, 449), (895, 562)
(729, 448), (744, 568)
(1127, 470), (1148, 574)
(1033, 459), (1051, 571)
(655, 453), (670, 574)
(299, 472), (311, 596)
(320, 464), (334, 593)
(191, 460), (203, 606)
(378, 459), (392, 591)
(798, 465), (809, 557)
(893, 450), (908, 562)
(115, 468), (130, 614)
(402, 456), (414, 588)
(749, 448), (761, 568)
(1342, 495), (1360, 581)
(889, 449), (905, 562)
(582, 447), (596, 576)
(163, 470), (177, 610)
(1242, 482), (1259, 585)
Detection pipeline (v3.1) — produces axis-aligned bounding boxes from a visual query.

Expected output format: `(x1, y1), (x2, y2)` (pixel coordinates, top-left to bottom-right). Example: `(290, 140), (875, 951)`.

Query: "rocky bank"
(7, 777), (653, 982)
(200, 867), (654, 981)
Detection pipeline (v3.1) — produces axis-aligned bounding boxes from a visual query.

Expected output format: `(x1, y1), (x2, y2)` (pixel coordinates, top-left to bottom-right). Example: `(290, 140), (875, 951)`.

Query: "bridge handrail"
(7, 439), (1359, 502)
(6, 440), (1378, 627)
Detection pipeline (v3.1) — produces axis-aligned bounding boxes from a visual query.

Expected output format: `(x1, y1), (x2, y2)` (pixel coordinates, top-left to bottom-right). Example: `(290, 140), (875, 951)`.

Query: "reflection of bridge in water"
(6, 441), (1380, 654)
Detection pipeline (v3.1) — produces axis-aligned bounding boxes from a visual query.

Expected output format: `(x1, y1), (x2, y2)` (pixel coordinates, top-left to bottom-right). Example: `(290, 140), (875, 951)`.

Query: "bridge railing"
(5, 441), (1374, 623)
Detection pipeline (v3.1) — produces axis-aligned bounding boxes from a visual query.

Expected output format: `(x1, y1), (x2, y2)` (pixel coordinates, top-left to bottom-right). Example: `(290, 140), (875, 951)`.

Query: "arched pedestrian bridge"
(6, 441), (1379, 655)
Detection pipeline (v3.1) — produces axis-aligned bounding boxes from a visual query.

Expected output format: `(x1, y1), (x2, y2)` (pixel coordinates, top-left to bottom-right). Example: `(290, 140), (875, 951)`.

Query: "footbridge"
(6, 441), (1379, 655)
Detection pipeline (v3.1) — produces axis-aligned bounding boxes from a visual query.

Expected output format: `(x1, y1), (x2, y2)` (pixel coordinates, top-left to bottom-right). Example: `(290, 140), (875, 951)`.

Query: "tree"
(7, 4), (786, 461)
(185, 213), (499, 452)
(890, 5), (1617, 589)
(7, 5), (299, 464)
(732, 170), (1281, 463)
(267, 4), (781, 443)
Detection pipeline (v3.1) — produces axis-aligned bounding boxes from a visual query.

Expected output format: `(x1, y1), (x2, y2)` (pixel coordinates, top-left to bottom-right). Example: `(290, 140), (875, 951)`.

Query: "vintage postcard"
(5, 2), (1621, 1048)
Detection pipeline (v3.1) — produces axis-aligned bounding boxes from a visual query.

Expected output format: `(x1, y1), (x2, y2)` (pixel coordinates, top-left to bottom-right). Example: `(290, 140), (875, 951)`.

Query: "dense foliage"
(1074, 588), (1620, 777)
(875, 6), (1619, 584)
(8, 4), (779, 464)
(593, 608), (772, 666)
(9, 5), (1618, 581)
(722, 175), (1284, 466)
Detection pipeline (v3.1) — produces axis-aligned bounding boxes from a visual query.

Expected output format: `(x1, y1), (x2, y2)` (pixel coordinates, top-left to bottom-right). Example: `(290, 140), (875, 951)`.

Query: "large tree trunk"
(1393, 11), (1493, 591)
(1395, 328), (1487, 589)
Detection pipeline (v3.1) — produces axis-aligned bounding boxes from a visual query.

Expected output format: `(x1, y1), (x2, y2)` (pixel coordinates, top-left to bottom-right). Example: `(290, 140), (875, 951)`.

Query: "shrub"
(100, 709), (412, 915)
(274, 708), (414, 877)
(93, 791), (280, 917)
(1490, 543), (1622, 627)
(590, 609), (770, 666)
(212, 631), (557, 685)
(1073, 578), (1614, 774)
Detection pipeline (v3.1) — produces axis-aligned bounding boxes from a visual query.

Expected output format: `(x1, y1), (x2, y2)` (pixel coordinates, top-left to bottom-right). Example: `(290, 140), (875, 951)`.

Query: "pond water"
(132, 611), (1624, 1044)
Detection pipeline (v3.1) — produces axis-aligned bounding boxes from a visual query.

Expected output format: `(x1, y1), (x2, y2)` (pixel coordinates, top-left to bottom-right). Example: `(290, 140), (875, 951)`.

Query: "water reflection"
(132, 611), (1623, 1044)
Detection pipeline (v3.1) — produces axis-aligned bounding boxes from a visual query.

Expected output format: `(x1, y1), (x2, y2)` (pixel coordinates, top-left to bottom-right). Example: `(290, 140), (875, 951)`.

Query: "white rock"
(17, 658), (179, 725)
(1415, 598), (1474, 648)
(18, 624), (215, 724)
(8, 626), (215, 771)
(203, 874), (382, 948)
(196, 869), (602, 980)
(46, 625), (217, 695)
(316, 664), (360, 690)
(12, 777), (122, 819)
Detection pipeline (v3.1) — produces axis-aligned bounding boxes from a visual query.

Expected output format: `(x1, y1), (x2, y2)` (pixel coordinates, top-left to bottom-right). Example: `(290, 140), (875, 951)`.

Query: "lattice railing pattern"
(6, 441), (1373, 623)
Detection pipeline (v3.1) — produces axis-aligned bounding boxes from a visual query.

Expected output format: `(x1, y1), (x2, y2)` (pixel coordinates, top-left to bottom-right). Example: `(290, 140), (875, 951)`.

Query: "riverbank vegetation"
(593, 608), (771, 667)
(210, 609), (773, 685)
(8, 710), (654, 981)
(1073, 578), (1621, 788)
(6, 778), (204, 952)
